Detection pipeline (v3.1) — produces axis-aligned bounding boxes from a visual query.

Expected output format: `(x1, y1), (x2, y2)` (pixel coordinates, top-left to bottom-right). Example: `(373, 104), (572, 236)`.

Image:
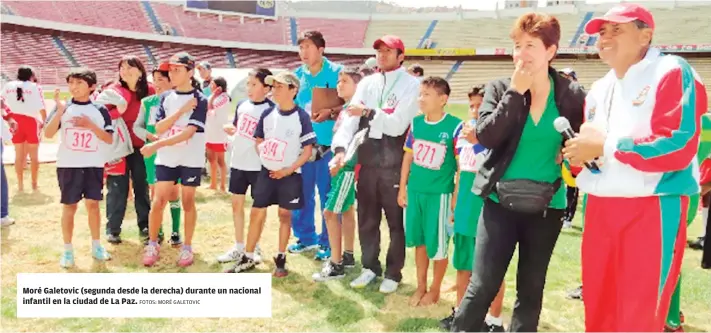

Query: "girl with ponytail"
(0, 65), (46, 192)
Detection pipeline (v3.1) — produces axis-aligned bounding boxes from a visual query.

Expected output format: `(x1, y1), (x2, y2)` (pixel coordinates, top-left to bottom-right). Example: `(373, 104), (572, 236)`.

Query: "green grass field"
(1, 103), (709, 332)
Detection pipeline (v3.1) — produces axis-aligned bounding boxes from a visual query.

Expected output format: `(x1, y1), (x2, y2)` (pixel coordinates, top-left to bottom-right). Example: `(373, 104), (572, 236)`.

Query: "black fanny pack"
(495, 178), (562, 214)
(311, 144), (331, 162)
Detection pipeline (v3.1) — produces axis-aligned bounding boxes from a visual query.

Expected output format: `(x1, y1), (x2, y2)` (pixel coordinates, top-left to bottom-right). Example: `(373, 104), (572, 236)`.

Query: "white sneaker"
(350, 269), (376, 288)
(562, 220), (573, 229)
(253, 246), (263, 264)
(1, 216), (15, 227)
(379, 278), (399, 294)
(217, 246), (242, 263)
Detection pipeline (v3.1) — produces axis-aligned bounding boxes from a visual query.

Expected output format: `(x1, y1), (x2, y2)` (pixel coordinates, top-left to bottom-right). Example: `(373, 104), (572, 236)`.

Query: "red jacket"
(105, 82), (155, 148)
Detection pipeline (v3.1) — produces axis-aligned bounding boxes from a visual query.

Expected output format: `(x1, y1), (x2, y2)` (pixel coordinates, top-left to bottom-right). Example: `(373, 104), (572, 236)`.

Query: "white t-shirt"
(205, 92), (231, 144)
(230, 99), (274, 171)
(1, 80), (45, 119)
(154, 90), (208, 169)
(53, 100), (113, 168)
(254, 105), (316, 173)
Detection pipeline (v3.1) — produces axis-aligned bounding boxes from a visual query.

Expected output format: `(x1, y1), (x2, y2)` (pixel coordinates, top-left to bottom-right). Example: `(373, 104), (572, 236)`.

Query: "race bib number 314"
(260, 138), (287, 162)
(65, 128), (98, 152)
(413, 140), (446, 170)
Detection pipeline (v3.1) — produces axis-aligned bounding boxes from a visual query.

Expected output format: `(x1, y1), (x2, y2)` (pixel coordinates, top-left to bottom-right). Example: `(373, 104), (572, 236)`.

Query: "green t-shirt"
(490, 76), (566, 209)
(141, 95), (161, 135)
(698, 113), (711, 162)
(405, 113), (463, 194)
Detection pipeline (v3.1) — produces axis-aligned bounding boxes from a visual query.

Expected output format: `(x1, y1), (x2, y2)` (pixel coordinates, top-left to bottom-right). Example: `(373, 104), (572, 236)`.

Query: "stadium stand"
(364, 20), (432, 51)
(295, 18), (369, 48)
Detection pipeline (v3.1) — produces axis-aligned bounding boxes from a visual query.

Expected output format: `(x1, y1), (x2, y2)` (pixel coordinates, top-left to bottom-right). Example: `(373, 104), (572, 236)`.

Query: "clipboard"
(311, 87), (344, 120)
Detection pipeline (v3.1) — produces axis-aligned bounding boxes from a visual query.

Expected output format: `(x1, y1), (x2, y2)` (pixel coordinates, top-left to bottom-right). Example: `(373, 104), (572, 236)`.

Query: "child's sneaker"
(350, 269), (376, 288)
(273, 253), (288, 278)
(1, 216), (15, 227)
(287, 241), (318, 254)
(379, 278), (399, 294)
(439, 307), (456, 331)
(224, 254), (256, 273)
(59, 250), (75, 268)
(92, 245), (111, 261)
(217, 246), (243, 263)
(177, 248), (194, 267)
(312, 261), (345, 281)
(314, 246), (331, 261)
(342, 252), (356, 268)
(169, 232), (182, 247)
(142, 244), (160, 267)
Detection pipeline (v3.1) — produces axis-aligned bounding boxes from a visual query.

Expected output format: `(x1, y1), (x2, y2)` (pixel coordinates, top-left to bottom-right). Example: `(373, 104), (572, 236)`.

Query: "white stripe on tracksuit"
(332, 171), (355, 213)
(432, 193), (451, 260)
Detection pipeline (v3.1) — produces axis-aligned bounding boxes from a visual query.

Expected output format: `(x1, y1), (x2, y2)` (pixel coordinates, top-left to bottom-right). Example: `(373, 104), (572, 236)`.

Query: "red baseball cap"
(373, 35), (405, 53)
(584, 3), (655, 34)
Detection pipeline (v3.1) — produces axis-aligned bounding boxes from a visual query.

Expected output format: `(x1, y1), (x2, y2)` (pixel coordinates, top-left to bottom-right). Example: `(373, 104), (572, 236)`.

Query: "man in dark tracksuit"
(331, 35), (421, 293)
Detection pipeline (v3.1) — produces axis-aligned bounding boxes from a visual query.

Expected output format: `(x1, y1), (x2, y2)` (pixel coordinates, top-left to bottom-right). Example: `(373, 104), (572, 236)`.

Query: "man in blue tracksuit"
(291, 30), (343, 260)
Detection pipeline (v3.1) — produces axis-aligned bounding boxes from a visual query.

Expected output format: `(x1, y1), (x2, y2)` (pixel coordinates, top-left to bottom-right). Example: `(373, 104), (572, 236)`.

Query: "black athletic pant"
(565, 186), (578, 221)
(452, 199), (564, 332)
(703, 203), (711, 268)
(356, 166), (405, 282)
(105, 149), (151, 236)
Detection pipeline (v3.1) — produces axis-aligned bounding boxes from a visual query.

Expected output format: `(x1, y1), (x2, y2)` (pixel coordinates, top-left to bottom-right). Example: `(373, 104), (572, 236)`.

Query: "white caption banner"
(17, 273), (272, 318)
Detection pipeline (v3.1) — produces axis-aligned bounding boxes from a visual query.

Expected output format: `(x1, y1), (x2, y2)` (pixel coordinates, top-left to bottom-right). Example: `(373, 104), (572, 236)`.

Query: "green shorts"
(452, 233), (476, 271)
(405, 190), (452, 260)
(145, 155), (157, 185)
(453, 172), (484, 237)
(325, 170), (356, 214)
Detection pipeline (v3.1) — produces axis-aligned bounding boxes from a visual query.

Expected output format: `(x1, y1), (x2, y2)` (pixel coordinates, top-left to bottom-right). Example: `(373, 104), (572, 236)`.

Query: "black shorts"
(156, 165), (202, 187)
(229, 168), (259, 196)
(56, 167), (104, 204)
(252, 168), (303, 210)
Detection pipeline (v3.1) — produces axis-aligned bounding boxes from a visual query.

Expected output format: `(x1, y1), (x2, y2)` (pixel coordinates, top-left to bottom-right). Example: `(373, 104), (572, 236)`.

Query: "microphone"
(554, 117), (601, 174)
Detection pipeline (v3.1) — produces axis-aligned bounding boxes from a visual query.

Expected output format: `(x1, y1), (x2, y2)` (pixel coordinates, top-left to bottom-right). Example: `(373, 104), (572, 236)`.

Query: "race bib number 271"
(413, 140), (446, 170)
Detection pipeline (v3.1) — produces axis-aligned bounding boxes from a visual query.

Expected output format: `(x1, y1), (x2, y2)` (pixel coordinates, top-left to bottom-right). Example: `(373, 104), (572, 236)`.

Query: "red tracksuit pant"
(582, 195), (687, 332)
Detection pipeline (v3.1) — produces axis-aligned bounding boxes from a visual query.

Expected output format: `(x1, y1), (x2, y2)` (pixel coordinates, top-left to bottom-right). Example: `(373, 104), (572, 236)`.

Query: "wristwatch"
(361, 108), (372, 117)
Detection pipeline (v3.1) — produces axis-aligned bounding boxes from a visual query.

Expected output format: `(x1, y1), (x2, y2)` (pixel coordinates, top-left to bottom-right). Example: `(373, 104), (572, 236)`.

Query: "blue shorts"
(229, 168), (259, 196)
(156, 165), (202, 187)
(252, 168), (303, 210)
(57, 167), (104, 204)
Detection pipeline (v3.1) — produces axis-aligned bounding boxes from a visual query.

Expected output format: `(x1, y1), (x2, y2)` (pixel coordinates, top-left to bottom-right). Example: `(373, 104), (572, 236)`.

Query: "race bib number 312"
(168, 126), (188, 146)
(413, 140), (446, 170)
(65, 128), (98, 152)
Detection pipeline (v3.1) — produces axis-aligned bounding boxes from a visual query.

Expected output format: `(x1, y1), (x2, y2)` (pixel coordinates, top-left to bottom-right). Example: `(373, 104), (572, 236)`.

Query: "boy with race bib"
(312, 68), (362, 281)
(43, 68), (114, 268)
(218, 68), (274, 271)
(230, 71), (316, 277)
(133, 63), (182, 247)
(139, 52), (208, 268)
(398, 77), (462, 307)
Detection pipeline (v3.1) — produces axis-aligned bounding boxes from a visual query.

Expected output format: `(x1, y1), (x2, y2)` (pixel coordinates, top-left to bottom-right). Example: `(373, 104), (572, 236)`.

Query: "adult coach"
(332, 35), (420, 293)
(290, 30), (343, 260)
(564, 4), (707, 331)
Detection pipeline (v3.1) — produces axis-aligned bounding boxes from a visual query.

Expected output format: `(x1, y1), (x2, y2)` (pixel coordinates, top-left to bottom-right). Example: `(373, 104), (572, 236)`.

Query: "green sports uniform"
(324, 152), (357, 214)
(452, 129), (486, 271)
(140, 95), (160, 185)
(404, 114), (462, 260)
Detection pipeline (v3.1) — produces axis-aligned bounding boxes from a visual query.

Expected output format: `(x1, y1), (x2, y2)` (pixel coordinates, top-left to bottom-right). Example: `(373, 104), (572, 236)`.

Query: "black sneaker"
(567, 285), (583, 300)
(689, 236), (705, 250)
(343, 252), (356, 268)
(274, 254), (288, 278)
(143, 231), (164, 246)
(439, 307), (455, 331)
(312, 261), (345, 281)
(225, 254), (256, 273)
(169, 232), (182, 247)
(140, 228), (149, 243)
(107, 234), (122, 244)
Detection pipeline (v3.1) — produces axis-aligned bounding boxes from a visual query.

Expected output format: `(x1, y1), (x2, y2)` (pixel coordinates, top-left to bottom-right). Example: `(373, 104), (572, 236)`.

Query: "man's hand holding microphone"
(556, 117), (604, 173)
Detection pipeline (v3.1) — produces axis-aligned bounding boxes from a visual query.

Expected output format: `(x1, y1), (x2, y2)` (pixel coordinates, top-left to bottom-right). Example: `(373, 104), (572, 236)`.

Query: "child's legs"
(216, 151), (226, 189)
(277, 208), (292, 253)
(180, 185), (197, 246)
(490, 281), (505, 317)
(231, 194), (246, 243)
(206, 149), (217, 188)
(26, 143), (39, 188)
(13, 142), (26, 189)
(150, 181), (174, 241)
(415, 246), (429, 291)
(456, 270), (471, 306)
(324, 210), (342, 262)
(342, 207), (356, 252)
(61, 204), (78, 244)
(84, 199), (101, 240)
(245, 207), (267, 253)
(453, 233), (477, 304)
(423, 193), (452, 286)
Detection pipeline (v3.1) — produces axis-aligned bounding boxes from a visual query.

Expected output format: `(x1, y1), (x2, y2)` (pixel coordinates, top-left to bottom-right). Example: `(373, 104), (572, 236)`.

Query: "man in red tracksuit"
(563, 4), (708, 332)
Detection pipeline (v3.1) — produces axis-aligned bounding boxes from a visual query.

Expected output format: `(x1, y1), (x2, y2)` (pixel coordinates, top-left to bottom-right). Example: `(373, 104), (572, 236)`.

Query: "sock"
(344, 250), (354, 255)
(245, 252), (254, 259)
(278, 252), (285, 257)
(235, 242), (245, 251)
(149, 241), (158, 248)
(91, 240), (101, 249)
(64, 244), (73, 251)
(182, 245), (192, 252)
(485, 314), (503, 326)
(170, 200), (181, 233)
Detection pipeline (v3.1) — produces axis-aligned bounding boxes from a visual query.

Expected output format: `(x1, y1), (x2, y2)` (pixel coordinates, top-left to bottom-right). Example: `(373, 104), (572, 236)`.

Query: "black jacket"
(473, 67), (586, 198)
